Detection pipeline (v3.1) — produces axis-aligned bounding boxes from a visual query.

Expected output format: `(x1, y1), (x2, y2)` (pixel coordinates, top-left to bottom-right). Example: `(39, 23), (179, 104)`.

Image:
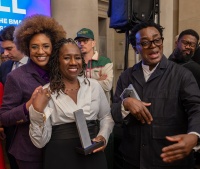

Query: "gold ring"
(46, 93), (50, 98)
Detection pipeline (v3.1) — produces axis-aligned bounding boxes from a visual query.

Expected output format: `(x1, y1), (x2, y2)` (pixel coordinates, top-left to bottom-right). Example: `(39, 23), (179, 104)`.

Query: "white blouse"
(29, 76), (114, 148)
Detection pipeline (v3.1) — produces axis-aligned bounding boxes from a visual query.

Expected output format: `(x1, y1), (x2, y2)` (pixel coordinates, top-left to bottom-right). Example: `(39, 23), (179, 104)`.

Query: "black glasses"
(136, 37), (164, 49)
(181, 39), (197, 48)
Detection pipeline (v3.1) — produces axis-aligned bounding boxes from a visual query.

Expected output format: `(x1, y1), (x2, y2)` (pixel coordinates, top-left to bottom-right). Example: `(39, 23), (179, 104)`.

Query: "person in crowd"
(111, 21), (200, 169)
(168, 29), (200, 87)
(0, 26), (29, 84)
(74, 28), (113, 104)
(0, 14), (66, 169)
(0, 25), (29, 169)
(29, 38), (114, 169)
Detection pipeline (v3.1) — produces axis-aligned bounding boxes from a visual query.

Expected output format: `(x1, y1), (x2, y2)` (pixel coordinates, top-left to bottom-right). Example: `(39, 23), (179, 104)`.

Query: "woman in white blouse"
(29, 38), (114, 169)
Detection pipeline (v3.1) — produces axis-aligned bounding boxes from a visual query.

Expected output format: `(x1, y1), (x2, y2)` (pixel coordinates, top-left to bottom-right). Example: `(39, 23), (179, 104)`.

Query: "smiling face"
(59, 43), (83, 82)
(134, 26), (163, 70)
(29, 33), (52, 69)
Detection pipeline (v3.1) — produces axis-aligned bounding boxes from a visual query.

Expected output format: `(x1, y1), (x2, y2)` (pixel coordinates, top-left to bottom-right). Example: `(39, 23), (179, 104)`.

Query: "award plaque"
(73, 109), (104, 155)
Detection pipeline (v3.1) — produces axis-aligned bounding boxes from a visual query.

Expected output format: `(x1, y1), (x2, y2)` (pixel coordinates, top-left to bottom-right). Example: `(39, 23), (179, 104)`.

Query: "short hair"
(0, 25), (15, 41)
(178, 29), (199, 42)
(48, 38), (88, 96)
(14, 14), (67, 56)
(129, 22), (164, 47)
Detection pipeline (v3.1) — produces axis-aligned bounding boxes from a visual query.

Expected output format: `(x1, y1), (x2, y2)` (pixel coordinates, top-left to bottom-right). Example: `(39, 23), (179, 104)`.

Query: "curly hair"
(14, 14), (66, 56)
(129, 21), (164, 47)
(48, 38), (88, 96)
(0, 25), (15, 41)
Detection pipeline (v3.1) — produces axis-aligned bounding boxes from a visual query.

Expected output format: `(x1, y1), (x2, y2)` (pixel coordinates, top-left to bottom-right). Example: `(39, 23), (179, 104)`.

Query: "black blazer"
(111, 56), (200, 168)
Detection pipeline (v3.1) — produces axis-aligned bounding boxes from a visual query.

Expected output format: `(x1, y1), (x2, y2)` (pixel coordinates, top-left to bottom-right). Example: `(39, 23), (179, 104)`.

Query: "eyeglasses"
(181, 39), (197, 48)
(136, 37), (164, 49)
(30, 44), (51, 53)
(76, 39), (92, 45)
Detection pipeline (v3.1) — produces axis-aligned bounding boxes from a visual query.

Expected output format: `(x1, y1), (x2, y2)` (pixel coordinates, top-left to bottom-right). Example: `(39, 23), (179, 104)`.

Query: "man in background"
(74, 28), (113, 104)
(168, 29), (200, 88)
(0, 26), (29, 84)
(0, 25), (28, 169)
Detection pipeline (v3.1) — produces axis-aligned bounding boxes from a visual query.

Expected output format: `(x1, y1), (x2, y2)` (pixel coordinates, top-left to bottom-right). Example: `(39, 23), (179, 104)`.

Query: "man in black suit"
(0, 25), (28, 169)
(0, 26), (28, 84)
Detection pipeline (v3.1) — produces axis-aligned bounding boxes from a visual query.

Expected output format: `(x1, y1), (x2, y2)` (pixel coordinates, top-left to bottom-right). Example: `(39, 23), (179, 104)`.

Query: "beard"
(173, 48), (194, 62)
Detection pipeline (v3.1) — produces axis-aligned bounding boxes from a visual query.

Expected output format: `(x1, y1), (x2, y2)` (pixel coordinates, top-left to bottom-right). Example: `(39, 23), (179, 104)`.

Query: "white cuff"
(121, 99), (130, 118)
(189, 132), (200, 152)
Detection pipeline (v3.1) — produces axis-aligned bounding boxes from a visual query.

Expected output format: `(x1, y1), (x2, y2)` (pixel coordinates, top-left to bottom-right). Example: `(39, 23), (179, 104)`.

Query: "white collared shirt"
(11, 56), (29, 71)
(142, 62), (159, 82)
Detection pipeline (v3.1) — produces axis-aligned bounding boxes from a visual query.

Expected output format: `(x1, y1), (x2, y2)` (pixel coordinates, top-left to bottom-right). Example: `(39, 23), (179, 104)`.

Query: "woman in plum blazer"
(0, 14), (66, 169)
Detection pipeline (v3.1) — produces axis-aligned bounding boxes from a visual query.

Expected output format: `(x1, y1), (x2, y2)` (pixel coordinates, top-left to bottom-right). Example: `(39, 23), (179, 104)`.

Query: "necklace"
(64, 86), (80, 95)
(64, 80), (80, 95)
(65, 88), (79, 92)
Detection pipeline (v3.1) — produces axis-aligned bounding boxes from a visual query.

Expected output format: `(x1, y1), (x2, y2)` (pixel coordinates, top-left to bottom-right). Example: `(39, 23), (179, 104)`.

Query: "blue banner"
(0, 0), (51, 31)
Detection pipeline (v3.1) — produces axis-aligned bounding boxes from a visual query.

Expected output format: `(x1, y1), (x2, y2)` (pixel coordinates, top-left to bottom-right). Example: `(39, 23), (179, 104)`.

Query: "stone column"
(51, 0), (98, 44)
(160, 0), (179, 57)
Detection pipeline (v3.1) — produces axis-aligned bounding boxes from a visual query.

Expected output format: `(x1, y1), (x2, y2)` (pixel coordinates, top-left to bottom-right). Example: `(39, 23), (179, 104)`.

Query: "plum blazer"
(0, 61), (48, 162)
